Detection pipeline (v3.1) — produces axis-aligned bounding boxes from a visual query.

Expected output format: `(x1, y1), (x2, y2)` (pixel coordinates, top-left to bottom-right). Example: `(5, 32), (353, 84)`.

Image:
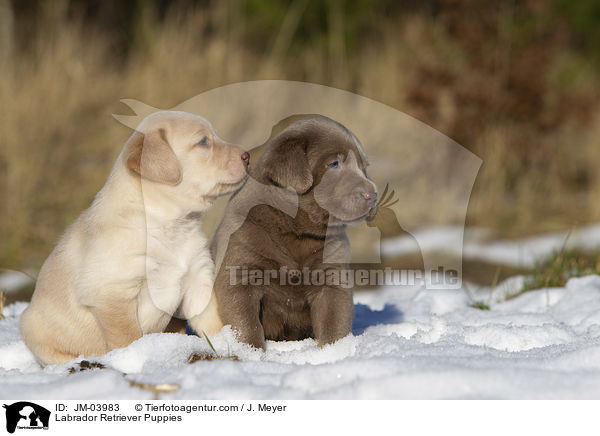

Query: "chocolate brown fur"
(212, 116), (377, 349)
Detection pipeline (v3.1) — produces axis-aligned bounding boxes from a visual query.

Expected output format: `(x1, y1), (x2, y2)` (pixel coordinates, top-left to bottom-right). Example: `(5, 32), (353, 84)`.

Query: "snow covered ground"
(3, 273), (600, 399)
(382, 224), (600, 268)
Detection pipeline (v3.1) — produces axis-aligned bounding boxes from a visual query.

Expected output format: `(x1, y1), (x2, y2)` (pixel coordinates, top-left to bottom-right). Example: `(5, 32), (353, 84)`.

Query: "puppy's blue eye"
(196, 136), (208, 146)
(328, 161), (339, 168)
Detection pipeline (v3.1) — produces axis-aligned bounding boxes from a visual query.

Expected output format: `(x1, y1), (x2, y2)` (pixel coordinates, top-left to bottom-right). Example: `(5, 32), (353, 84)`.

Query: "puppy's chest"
(261, 236), (327, 301)
(147, 219), (208, 272)
(138, 218), (210, 332)
(279, 234), (325, 267)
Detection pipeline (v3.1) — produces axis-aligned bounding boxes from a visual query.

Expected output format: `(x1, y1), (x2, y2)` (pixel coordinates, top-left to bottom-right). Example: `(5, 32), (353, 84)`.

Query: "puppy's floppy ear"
(125, 128), (182, 185)
(262, 134), (313, 194)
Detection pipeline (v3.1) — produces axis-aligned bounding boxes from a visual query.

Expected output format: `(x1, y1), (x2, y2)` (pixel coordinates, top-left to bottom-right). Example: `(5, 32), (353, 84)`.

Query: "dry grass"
(127, 379), (180, 400)
(188, 352), (239, 363)
(1, 2), (599, 272)
(0, 290), (5, 319)
(67, 360), (180, 399)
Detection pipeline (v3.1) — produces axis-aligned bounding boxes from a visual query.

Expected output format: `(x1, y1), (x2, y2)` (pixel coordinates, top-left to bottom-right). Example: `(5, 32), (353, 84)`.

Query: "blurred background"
(1, 0), (600, 300)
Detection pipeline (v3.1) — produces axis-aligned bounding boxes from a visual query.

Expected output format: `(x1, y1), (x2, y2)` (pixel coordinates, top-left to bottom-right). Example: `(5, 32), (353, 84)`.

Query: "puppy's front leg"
(181, 257), (223, 336)
(310, 287), (354, 346)
(187, 291), (223, 336)
(219, 284), (266, 350)
(89, 296), (142, 351)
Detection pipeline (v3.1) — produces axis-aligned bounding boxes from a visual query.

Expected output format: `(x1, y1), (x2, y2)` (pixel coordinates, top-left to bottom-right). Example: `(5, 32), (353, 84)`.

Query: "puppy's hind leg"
(88, 296), (142, 351)
(20, 309), (80, 365)
(32, 346), (79, 366)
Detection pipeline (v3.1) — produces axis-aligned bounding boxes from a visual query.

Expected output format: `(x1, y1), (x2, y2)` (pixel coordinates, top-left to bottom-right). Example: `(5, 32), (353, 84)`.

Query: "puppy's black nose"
(361, 191), (378, 206)
(241, 152), (250, 165)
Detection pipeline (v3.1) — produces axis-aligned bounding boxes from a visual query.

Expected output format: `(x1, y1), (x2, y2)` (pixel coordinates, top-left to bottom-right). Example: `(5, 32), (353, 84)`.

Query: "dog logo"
(114, 81), (481, 293)
(2, 402), (50, 433)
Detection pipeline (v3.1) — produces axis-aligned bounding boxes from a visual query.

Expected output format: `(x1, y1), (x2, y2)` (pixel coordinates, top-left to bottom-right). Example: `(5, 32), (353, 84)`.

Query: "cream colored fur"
(20, 111), (247, 365)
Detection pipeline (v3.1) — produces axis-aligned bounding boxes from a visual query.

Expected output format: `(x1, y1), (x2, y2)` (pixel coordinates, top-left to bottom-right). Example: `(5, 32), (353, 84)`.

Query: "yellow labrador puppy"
(20, 111), (249, 365)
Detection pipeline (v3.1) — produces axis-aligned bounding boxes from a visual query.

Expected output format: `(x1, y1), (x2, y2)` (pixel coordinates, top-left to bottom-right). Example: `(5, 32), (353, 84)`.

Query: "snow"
(382, 224), (600, 268)
(3, 275), (600, 399)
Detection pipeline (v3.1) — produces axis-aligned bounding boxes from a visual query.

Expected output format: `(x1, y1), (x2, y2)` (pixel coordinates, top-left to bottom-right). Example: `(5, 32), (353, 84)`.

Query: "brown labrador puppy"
(212, 115), (377, 349)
